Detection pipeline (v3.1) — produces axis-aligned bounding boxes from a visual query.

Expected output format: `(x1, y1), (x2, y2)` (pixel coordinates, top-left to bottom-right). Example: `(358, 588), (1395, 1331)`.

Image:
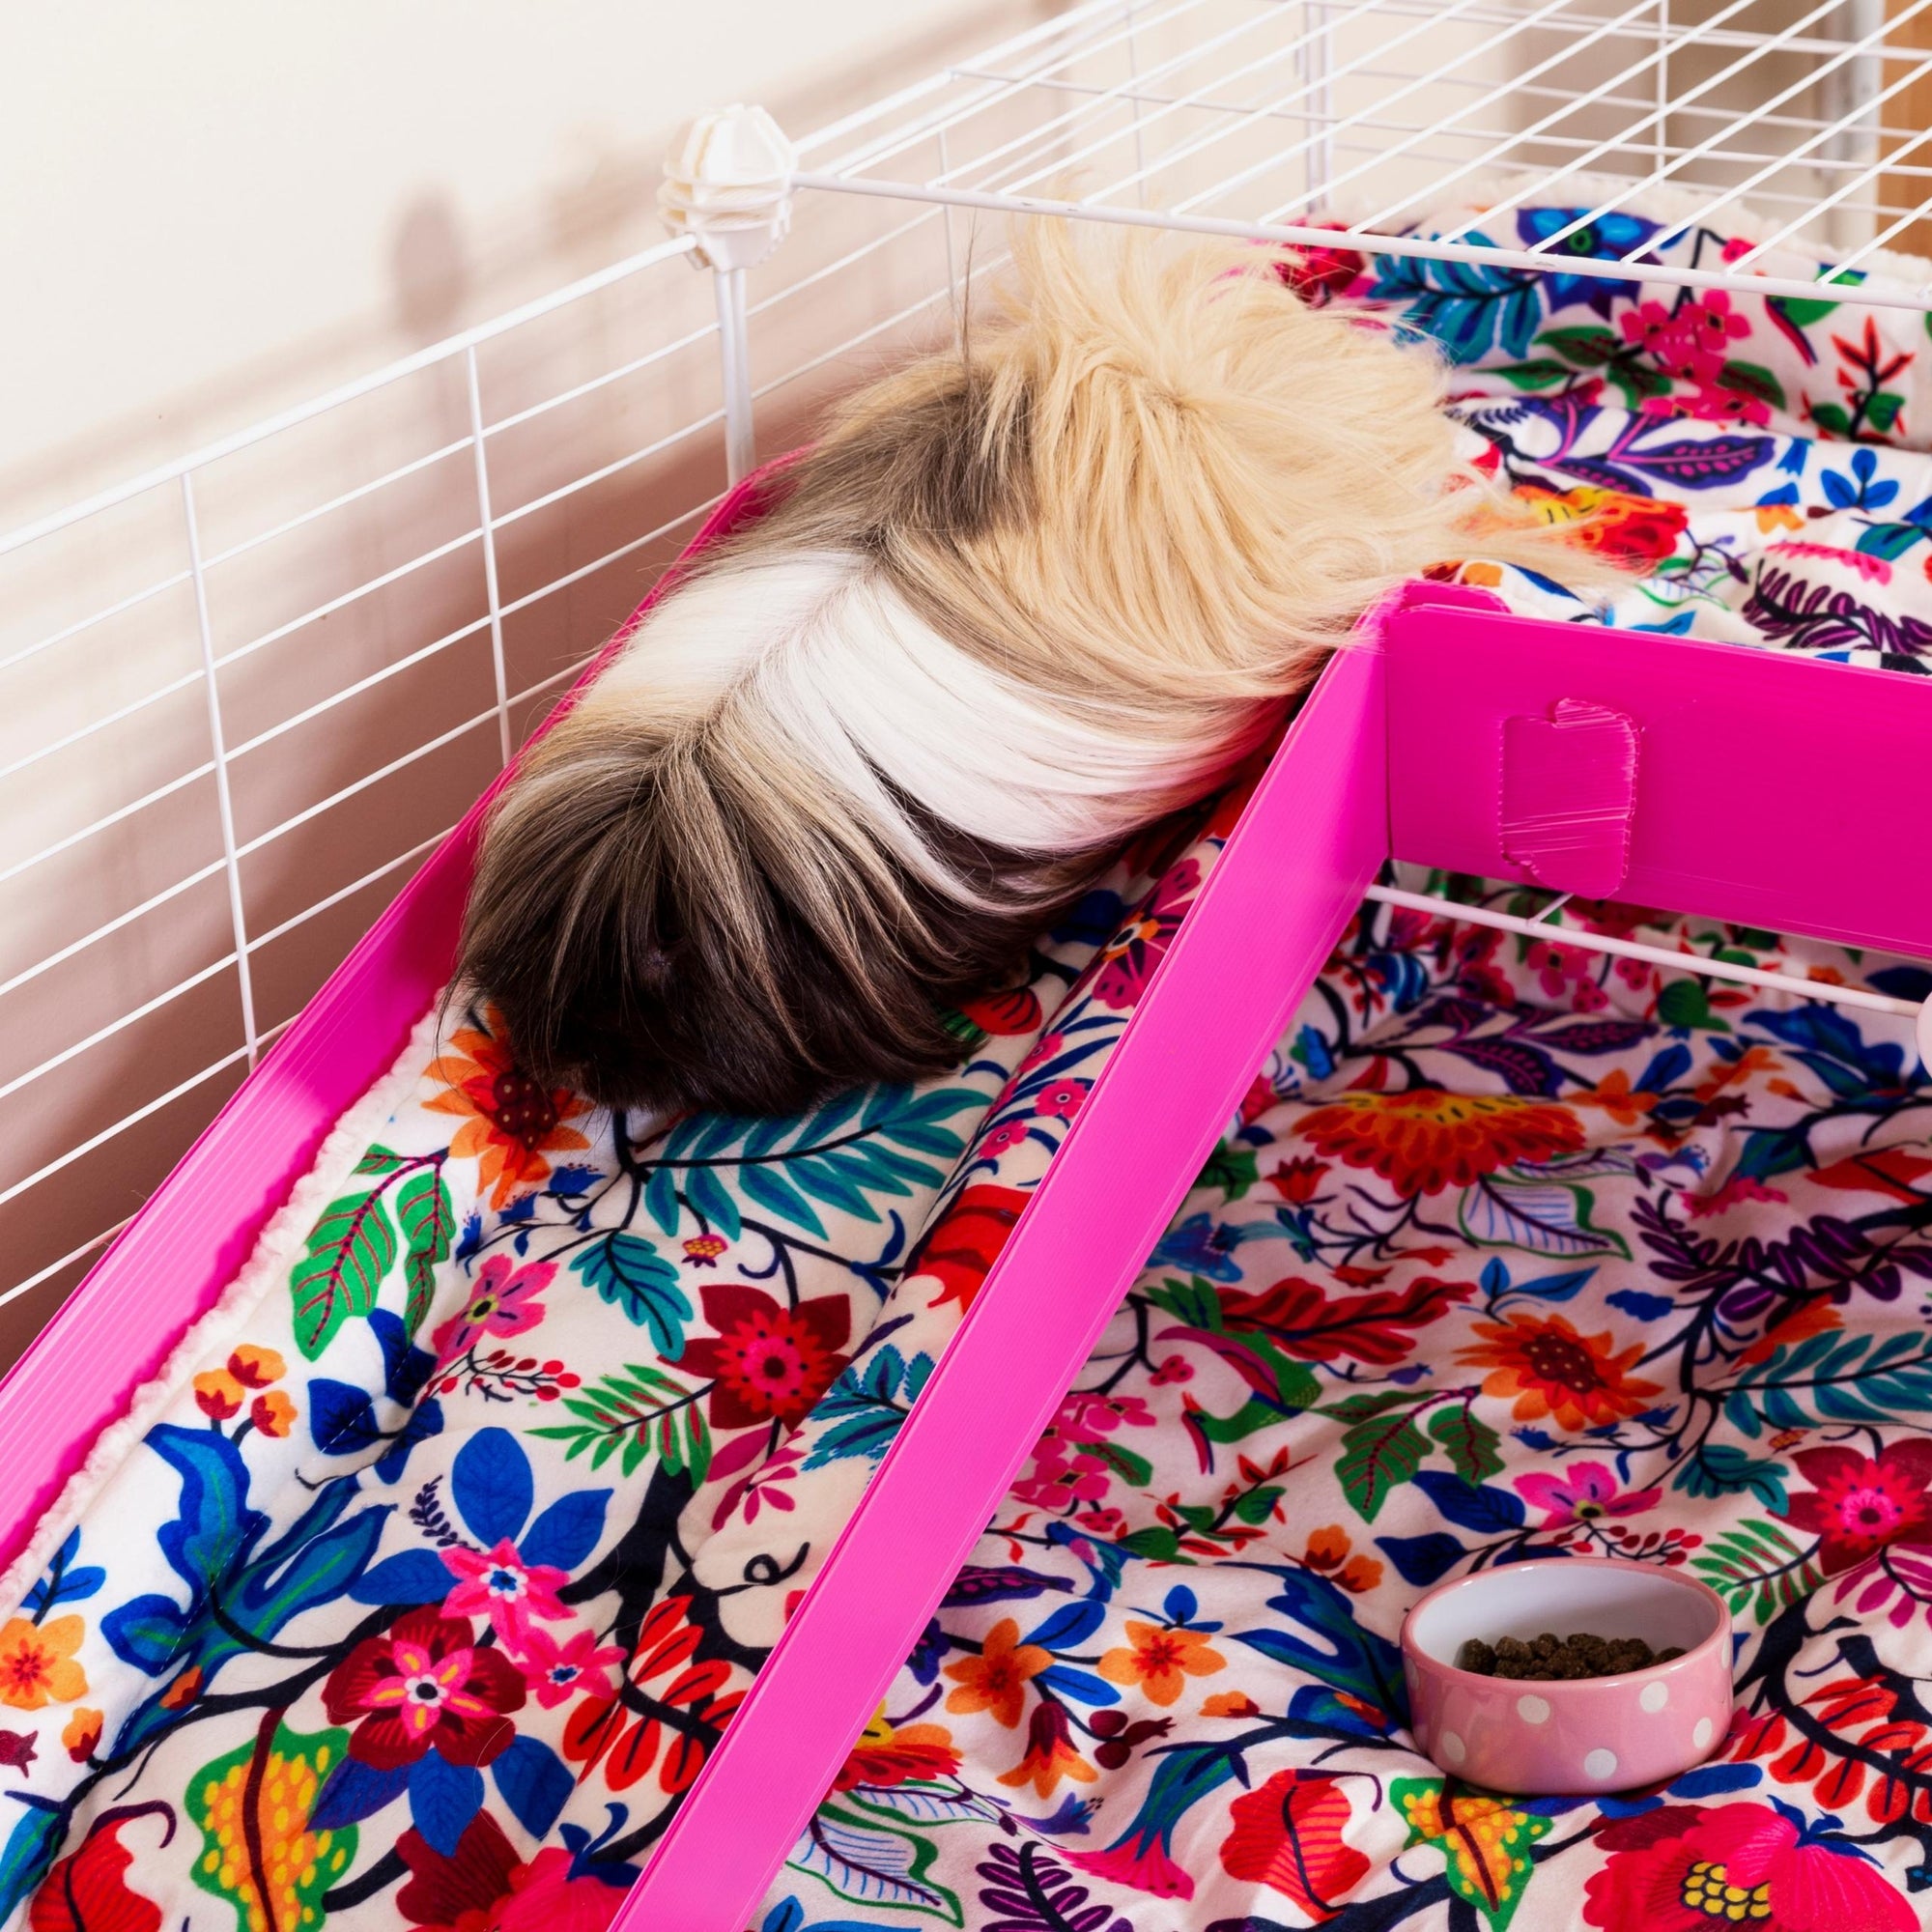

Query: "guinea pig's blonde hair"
(456, 219), (1587, 1114)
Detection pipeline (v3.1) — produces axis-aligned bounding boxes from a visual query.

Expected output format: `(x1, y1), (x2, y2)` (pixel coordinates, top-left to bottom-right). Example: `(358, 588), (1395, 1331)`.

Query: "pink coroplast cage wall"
(10, 4), (1932, 1925)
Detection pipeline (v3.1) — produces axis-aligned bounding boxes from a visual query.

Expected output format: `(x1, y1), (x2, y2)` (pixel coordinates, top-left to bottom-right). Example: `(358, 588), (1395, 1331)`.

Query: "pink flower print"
(1092, 862), (1200, 1009)
(1150, 1354), (1194, 1385)
(513, 1624), (623, 1709)
(1036, 1080), (1089, 1121)
(1017, 1031), (1067, 1075)
(1620, 292), (1766, 421)
(1526, 937), (1607, 1009)
(1066, 1393), (1156, 1435)
(1769, 540), (1893, 585)
(1515, 1461), (1662, 1528)
(431, 1257), (554, 1368)
(978, 1121), (1030, 1159)
(441, 1539), (570, 1641)
(1012, 1452), (1112, 1511)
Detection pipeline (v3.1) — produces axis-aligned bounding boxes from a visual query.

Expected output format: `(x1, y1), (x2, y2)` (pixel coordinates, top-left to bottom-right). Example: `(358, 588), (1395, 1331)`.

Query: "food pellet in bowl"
(1456, 1633), (1687, 1681)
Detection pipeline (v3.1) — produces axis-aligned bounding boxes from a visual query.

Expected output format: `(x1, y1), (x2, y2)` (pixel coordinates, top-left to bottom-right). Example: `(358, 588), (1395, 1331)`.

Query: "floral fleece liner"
(8, 194), (1932, 1931)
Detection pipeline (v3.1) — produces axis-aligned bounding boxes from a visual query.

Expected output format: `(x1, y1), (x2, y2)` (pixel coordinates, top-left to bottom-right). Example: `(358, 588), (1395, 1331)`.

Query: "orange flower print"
(60, 1707), (100, 1762)
(1514, 483), (1689, 565)
(423, 1018), (593, 1209)
(197, 1346), (293, 1431)
(193, 1370), (245, 1421)
(159, 1665), (202, 1711)
(0, 1616), (87, 1709)
(1297, 1090), (1583, 1196)
(1098, 1621), (1227, 1707)
(1302, 1524), (1383, 1594)
(1693, 1044), (1776, 1108)
(250, 1390), (298, 1438)
(1202, 1690), (1263, 1718)
(997, 1700), (1098, 1800)
(944, 1619), (1050, 1729)
(228, 1345), (286, 1388)
(1458, 1313), (1662, 1432)
(1575, 1068), (1656, 1128)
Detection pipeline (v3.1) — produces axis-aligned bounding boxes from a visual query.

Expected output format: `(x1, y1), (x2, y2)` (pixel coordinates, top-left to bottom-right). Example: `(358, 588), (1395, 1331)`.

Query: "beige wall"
(0, 0), (1056, 530)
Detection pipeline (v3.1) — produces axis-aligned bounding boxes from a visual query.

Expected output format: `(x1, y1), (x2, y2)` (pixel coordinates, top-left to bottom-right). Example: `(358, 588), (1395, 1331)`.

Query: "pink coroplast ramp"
(12, 555), (1932, 1931)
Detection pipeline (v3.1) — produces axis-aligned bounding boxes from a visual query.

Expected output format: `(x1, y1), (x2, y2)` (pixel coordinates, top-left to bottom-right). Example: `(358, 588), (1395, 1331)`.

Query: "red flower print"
(322, 1608), (525, 1769)
(1515, 482), (1690, 565)
(1617, 291), (1759, 426)
(960, 983), (1044, 1037)
(431, 1258), (554, 1369)
(1297, 1089), (1584, 1195)
(441, 1540), (570, 1641)
(678, 1284), (851, 1431)
(1684, 1175), (1789, 1221)
(560, 1598), (741, 1797)
(835, 1710), (961, 1791)
(1092, 862), (1199, 1009)
(997, 1697), (1097, 1800)
(1065, 1832), (1194, 1900)
(1776, 1440), (1932, 1576)
(511, 1625), (623, 1710)
(1274, 240), (1367, 302)
(1267, 1156), (1328, 1205)
(1583, 1801), (1913, 1931)
(397, 1811), (623, 1932)
(1219, 1770), (1371, 1917)
(977, 1121), (1031, 1158)
(907, 1184), (1030, 1312)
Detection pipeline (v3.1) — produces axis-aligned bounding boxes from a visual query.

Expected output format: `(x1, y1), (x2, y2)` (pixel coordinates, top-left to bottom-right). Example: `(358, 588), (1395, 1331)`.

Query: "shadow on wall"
(0, 3), (1054, 1370)
(393, 193), (473, 345)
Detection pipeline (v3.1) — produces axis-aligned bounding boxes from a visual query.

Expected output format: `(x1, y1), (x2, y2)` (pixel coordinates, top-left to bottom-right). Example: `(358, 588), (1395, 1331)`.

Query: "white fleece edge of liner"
(0, 1003), (448, 1619)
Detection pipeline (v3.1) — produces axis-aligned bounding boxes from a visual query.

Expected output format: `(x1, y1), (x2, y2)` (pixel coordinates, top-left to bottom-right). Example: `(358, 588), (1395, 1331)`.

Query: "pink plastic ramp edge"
(1381, 596), (1932, 958)
(615, 639), (1392, 1931)
(0, 473), (785, 1582)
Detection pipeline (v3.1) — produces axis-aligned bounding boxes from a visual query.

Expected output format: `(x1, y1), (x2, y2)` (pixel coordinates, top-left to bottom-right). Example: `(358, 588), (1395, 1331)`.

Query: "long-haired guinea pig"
(453, 219), (1586, 1116)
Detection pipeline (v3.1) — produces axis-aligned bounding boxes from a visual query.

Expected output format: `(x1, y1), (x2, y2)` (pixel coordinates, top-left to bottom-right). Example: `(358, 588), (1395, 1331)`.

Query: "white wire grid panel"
(799, 0), (1932, 300)
(6, 0), (1932, 1352)
(0, 184), (960, 1346)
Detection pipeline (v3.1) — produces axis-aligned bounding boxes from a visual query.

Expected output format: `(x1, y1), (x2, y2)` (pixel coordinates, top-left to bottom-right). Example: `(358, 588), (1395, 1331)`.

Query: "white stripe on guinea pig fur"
(585, 550), (1255, 870)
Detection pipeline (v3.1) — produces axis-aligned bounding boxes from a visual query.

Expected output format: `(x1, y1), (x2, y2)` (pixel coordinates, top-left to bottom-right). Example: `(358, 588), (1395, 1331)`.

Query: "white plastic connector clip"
(659, 105), (797, 271)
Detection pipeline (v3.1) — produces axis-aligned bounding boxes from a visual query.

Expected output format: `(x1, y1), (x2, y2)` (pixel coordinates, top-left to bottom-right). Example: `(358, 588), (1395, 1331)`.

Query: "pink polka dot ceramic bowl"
(1400, 1556), (1732, 1796)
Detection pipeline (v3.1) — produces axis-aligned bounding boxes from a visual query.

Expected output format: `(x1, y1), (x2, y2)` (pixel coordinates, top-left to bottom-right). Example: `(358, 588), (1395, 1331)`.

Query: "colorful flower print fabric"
(7, 196), (1932, 1930)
